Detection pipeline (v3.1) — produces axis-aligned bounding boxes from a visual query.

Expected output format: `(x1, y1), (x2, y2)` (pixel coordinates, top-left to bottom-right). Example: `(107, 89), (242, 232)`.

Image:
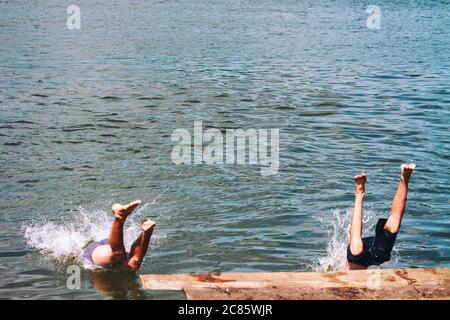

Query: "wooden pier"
(140, 268), (450, 300)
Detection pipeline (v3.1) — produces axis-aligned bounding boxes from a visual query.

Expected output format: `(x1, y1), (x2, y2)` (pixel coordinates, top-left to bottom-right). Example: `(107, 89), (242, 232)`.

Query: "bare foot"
(141, 218), (156, 232)
(354, 173), (367, 195)
(112, 200), (142, 220)
(400, 163), (416, 183)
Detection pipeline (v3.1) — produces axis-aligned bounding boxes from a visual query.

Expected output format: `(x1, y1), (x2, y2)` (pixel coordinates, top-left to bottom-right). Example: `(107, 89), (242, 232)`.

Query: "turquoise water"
(1, 1), (449, 299)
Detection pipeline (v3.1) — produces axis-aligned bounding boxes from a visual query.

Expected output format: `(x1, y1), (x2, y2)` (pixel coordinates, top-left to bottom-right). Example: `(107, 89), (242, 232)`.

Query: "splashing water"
(23, 203), (165, 268)
(316, 207), (388, 271)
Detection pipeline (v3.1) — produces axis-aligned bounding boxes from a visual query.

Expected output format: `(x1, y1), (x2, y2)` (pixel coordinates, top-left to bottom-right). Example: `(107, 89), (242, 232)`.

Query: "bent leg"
(108, 217), (127, 260)
(349, 173), (367, 257)
(126, 219), (156, 272)
(384, 164), (416, 234)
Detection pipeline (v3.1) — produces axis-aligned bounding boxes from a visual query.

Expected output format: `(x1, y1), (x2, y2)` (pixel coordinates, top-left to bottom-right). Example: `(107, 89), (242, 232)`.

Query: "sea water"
(1, 0), (449, 299)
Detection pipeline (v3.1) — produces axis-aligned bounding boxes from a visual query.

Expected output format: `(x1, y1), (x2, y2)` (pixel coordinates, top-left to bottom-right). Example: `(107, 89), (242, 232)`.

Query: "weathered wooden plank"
(182, 284), (450, 300)
(140, 268), (450, 292)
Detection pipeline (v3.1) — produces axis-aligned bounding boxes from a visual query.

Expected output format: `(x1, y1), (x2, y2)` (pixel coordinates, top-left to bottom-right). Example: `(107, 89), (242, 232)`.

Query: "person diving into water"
(347, 164), (416, 269)
(82, 200), (156, 272)
(80, 165), (415, 272)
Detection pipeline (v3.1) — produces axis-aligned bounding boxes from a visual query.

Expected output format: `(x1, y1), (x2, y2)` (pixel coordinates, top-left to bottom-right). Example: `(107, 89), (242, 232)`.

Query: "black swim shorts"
(347, 218), (397, 266)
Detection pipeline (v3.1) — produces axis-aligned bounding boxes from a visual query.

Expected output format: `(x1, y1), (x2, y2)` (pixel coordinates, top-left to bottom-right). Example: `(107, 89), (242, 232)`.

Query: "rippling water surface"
(1, 1), (449, 299)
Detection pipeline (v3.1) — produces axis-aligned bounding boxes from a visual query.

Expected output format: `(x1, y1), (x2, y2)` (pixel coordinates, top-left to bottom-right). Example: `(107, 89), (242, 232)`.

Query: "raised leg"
(108, 200), (142, 260)
(349, 173), (367, 257)
(126, 219), (156, 272)
(384, 164), (416, 234)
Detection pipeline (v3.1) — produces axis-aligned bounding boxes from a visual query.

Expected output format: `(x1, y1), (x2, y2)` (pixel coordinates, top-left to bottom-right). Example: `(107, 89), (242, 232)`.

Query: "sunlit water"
(1, 1), (449, 299)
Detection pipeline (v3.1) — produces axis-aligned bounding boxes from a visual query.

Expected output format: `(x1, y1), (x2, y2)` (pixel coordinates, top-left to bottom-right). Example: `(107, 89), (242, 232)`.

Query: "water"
(1, 0), (449, 299)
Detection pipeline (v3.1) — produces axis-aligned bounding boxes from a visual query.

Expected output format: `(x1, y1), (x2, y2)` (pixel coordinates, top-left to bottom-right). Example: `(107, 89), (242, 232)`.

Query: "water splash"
(316, 207), (385, 271)
(23, 204), (165, 268)
(144, 187), (169, 218)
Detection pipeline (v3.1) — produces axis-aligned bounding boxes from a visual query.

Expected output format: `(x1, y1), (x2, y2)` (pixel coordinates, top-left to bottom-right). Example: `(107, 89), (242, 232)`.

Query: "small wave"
(9, 120), (37, 125)
(31, 93), (48, 98)
(215, 93), (229, 98)
(4, 141), (22, 146)
(138, 97), (164, 101)
(18, 179), (40, 184)
(101, 118), (129, 124)
(23, 204), (165, 269)
(60, 124), (95, 132)
(100, 96), (123, 101)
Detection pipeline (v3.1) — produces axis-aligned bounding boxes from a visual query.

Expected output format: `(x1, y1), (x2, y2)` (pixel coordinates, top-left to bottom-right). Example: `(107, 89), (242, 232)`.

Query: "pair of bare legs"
(347, 164), (416, 270)
(91, 200), (156, 272)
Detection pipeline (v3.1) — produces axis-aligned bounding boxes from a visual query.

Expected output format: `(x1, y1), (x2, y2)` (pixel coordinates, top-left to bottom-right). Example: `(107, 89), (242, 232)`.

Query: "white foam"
(23, 204), (165, 268)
